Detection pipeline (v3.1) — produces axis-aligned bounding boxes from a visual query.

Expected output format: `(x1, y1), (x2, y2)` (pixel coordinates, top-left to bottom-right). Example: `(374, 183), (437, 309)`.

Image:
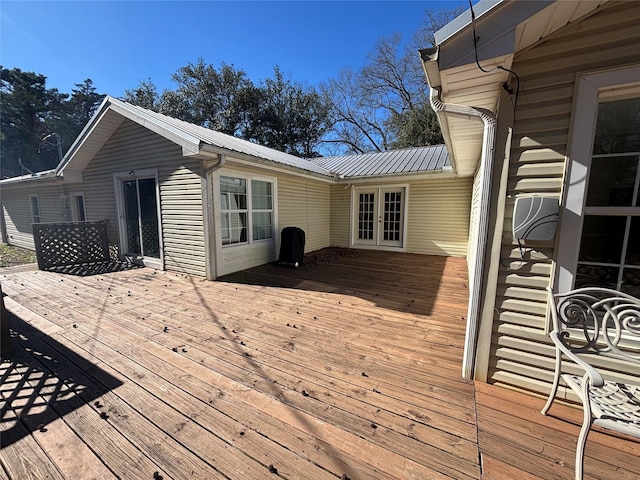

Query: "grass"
(0, 244), (37, 267)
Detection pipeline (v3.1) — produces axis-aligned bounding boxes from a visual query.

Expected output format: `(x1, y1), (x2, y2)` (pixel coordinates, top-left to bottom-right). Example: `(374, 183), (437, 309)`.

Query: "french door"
(115, 171), (162, 265)
(353, 187), (405, 248)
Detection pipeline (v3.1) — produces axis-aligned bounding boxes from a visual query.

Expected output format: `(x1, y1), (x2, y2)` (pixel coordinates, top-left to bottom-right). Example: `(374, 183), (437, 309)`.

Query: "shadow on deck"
(0, 311), (123, 449)
(219, 248), (469, 317)
(0, 251), (638, 479)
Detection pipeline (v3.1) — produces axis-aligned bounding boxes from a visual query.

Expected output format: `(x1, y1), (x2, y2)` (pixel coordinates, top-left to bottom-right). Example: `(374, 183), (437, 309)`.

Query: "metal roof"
(107, 97), (332, 177)
(53, 96), (450, 181)
(309, 145), (451, 179)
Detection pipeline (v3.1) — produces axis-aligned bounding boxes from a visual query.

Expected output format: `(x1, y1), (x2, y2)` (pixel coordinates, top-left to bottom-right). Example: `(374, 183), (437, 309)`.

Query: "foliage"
(0, 68), (104, 178)
(160, 59), (253, 135)
(123, 79), (161, 111)
(124, 62), (330, 157)
(49, 79), (104, 157)
(241, 67), (330, 157)
(1, 67), (64, 176)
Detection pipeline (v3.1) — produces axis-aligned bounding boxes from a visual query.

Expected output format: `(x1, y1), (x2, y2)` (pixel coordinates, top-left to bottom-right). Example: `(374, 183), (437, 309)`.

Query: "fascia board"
(222, 157), (336, 184)
(55, 97), (113, 175)
(0, 170), (59, 185)
(337, 170), (459, 185)
(437, 1), (553, 71)
(434, 0), (504, 46)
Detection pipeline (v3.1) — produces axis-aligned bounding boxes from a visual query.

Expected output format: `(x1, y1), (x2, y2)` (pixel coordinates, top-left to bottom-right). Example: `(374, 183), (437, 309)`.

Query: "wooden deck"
(0, 249), (638, 480)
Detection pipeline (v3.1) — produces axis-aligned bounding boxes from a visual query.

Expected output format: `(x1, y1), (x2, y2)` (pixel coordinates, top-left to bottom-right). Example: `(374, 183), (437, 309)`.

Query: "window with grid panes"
(251, 180), (273, 241)
(220, 176), (248, 245)
(575, 97), (640, 296)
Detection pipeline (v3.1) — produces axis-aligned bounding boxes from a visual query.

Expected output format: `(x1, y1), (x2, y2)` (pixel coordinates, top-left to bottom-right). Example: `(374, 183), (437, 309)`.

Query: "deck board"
(1, 249), (638, 479)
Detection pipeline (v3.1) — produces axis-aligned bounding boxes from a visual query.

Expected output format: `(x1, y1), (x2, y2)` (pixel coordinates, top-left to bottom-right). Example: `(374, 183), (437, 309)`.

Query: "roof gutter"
(199, 151), (227, 280)
(429, 86), (497, 380)
(0, 169), (59, 185)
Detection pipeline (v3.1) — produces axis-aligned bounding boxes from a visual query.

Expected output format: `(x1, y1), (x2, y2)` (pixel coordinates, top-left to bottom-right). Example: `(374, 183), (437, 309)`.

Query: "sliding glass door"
(123, 178), (160, 257)
(115, 171), (162, 266)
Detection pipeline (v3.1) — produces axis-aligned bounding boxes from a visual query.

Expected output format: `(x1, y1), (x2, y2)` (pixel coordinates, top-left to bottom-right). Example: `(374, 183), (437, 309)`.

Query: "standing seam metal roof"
(308, 145), (450, 178)
(120, 99), (451, 179)
(56, 97), (451, 181)
(117, 99), (332, 177)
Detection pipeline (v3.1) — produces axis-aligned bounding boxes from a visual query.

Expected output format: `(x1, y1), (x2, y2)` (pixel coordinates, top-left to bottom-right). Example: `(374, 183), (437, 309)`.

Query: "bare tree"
(321, 7), (464, 154)
(321, 68), (389, 154)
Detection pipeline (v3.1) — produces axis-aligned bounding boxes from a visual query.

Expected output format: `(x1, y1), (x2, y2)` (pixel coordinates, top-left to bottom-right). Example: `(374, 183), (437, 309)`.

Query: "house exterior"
(422, 0), (640, 396)
(0, 96), (472, 279)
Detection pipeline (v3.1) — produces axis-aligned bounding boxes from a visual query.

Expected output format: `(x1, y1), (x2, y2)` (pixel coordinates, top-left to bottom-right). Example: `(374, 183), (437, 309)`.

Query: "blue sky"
(1, 1), (467, 97)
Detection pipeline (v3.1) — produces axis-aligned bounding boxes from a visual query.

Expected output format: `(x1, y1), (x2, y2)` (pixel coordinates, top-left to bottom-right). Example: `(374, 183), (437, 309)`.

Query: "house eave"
(423, 0), (611, 176)
(56, 96), (206, 177)
(222, 156), (336, 184)
(0, 170), (60, 185)
(337, 168), (459, 185)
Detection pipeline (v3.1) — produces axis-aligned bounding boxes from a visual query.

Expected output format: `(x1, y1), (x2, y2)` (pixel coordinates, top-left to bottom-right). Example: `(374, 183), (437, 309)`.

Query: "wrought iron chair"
(541, 287), (640, 480)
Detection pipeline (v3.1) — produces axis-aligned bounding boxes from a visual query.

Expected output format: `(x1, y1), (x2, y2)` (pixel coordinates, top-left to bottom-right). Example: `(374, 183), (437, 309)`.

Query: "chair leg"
(575, 377), (593, 480)
(575, 410), (591, 480)
(541, 352), (562, 415)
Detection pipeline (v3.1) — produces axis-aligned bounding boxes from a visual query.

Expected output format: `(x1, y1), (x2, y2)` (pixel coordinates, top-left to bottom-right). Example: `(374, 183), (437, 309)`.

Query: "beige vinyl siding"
(485, 1), (640, 394)
(329, 184), (350, 247)
(76, 119), (206, 277)
(328, 176), (471, 256)
(214, 163), (330, 276)
(1, 181), (66, 250)
(220, 240), (277, 276)
(405, 177), (472, 256)
(278, 176), (330, 253)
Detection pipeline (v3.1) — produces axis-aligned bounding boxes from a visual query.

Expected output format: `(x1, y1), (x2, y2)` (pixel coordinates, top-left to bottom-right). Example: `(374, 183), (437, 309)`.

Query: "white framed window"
(220, 176), (248, 245)
(556, 65), (640, 297)
(70, 192), (87, 222)
(251, 179), (273, 241)
(219, 174), (275, 246)
(29, 194), (41, 223)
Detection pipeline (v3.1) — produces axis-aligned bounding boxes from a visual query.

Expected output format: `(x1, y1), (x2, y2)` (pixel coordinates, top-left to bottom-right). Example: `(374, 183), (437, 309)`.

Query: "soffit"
(431, 0), (610, 175)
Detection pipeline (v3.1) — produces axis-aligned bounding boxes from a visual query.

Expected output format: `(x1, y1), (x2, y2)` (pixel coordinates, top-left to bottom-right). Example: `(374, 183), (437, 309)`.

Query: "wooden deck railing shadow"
(217, 248), (462, 317)
(45, 260), (144, 277)
(0, 310), (123, 449)
(182, 272), (356, 475)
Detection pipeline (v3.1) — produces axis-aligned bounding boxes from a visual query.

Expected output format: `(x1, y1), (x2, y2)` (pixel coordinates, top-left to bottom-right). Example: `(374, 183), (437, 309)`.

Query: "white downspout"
(429, 87), (497, 380)
(202, 153), (227, 280)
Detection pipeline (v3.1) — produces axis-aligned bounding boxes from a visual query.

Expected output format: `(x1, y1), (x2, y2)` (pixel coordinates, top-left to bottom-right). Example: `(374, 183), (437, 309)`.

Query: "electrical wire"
(468, 0), (521, 108)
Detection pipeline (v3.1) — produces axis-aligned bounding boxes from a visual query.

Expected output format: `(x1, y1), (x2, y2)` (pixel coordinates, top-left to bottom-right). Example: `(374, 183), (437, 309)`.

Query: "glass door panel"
(124, 180), (141, 254)
(357, 192), (377, 243)
(122, 177), (160, 258)
(380, 190), (403, 246)
(138, 178), (160, 257)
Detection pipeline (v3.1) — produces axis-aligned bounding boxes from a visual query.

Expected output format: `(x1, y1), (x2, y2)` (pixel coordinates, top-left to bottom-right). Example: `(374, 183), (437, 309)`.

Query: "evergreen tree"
(123, 79), (161, 110)
(0, 68), (104, 178)
(0, 67), (67, 176)
(241, 67), (329, 157)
